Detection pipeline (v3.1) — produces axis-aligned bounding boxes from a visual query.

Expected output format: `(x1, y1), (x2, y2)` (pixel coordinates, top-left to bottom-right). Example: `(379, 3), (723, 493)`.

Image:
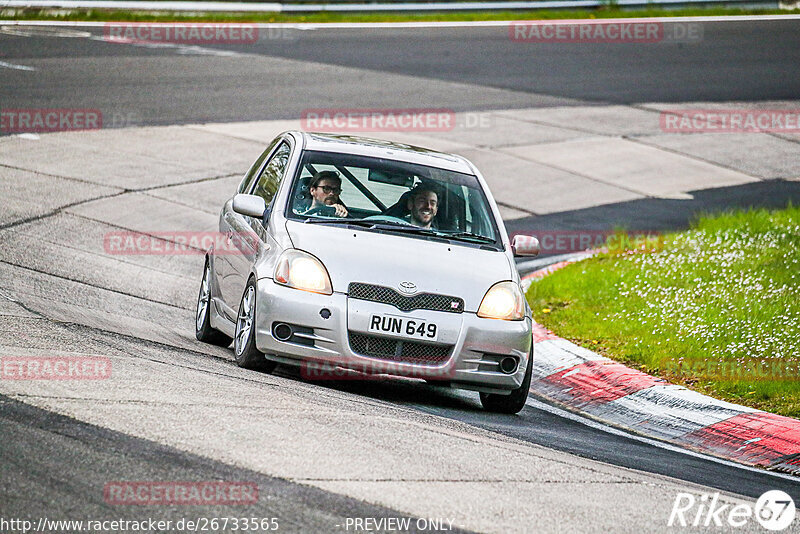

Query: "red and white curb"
(523, 259), (800, 476)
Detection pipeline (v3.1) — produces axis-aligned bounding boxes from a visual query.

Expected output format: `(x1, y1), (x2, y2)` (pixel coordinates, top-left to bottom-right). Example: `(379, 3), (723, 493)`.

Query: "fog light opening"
(273, 323), (293, 341)
(499, 356), (518, 375)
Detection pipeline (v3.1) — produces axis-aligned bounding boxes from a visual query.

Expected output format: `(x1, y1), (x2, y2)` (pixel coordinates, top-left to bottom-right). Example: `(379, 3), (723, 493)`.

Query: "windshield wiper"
(370, 225), (500, 247)
(439, 231), (497, 244)
(301, 218), (492, 243)
(306, 218), (450, 239)
(375, 222), (440, 238)
(303, 217), (372, 225)
(302, 218), (433, 234)
(303, 217), (429, 232)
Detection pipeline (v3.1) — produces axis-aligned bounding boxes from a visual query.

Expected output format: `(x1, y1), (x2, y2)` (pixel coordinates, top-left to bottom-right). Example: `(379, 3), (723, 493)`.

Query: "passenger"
(306, 170), (348, 217)
(406, 185), (438, 229)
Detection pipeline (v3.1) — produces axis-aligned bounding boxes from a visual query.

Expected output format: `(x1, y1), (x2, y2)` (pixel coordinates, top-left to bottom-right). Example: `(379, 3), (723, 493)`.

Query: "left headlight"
(273, 249), (333, 295)
(477, 281), (525, 321)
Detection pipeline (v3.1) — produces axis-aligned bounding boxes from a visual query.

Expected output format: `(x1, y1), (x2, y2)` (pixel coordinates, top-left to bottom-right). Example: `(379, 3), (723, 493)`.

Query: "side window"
(251, 142), (291, 205)
(238, 137), (280, 194)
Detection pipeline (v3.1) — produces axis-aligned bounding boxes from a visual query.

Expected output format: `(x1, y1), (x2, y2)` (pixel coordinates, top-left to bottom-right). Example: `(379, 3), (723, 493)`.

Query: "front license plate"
(368, 314), (438, 341)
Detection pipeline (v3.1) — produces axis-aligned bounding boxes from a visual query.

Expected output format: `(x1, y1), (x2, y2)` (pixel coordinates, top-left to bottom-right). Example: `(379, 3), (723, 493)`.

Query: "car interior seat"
(383, 190), (414, 219)
(293, 175), (313, 213)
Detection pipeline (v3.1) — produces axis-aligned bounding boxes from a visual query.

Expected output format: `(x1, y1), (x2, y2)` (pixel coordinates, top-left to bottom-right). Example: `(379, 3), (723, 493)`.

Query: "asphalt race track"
(1, 18), (800, 533)
(0, 20), (799, 125)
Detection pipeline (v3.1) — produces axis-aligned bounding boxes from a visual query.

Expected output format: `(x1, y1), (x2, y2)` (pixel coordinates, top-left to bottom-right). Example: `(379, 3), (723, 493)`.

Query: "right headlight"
(477, 281), (525, 321)
(273, 249), (333, 295)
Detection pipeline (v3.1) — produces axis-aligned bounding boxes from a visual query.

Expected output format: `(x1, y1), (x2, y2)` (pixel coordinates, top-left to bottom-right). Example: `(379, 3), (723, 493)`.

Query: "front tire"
(480, 348), (533, 414)
(196, 259), (233, 347)
(234, 278), (276, 373)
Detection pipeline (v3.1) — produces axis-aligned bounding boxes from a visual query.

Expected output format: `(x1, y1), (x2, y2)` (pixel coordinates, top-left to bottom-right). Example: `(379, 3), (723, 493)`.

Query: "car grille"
(348, 282), (464, 314)
(349, 332), (451, 366)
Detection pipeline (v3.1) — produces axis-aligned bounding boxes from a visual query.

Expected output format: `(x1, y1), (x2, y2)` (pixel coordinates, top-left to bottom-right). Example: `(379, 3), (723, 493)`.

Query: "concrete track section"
(0, 394), (463, 533)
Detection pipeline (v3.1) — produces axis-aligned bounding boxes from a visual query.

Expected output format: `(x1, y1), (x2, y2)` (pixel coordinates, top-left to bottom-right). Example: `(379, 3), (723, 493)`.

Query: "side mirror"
(511, 234), (540, 257)
(232, 194), (267, 218)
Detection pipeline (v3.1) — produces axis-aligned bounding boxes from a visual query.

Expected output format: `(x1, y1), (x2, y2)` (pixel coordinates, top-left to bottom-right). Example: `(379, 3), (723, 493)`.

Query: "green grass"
(2, 6), (799, 23)
(527, 205), (800, 418)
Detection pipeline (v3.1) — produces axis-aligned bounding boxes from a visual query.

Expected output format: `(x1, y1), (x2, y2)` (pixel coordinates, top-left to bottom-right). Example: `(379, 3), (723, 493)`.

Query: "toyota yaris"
(195, 131), (540, 413)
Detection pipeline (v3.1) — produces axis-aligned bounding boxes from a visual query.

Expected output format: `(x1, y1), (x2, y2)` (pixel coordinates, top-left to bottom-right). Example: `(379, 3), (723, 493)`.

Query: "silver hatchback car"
(196, 132), (540, 413)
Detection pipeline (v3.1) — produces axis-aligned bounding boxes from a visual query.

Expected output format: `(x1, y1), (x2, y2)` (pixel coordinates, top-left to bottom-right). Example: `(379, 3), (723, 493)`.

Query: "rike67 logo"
(669, 490), (795, 531)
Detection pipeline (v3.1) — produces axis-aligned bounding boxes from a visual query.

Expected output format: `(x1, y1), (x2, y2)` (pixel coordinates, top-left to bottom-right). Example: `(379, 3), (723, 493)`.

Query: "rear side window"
(238, 137), (280, 194)
(251, 142), (291, 205)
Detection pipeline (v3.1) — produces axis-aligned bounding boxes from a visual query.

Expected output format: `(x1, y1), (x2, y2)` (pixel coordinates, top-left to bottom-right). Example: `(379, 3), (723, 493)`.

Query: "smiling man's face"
(408, 190), (438, 228)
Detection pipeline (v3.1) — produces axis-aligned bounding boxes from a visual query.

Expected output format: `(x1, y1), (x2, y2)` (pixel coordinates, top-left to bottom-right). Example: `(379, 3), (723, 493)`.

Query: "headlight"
(477, 281), (525, 320)
(273, 249), (332, 295)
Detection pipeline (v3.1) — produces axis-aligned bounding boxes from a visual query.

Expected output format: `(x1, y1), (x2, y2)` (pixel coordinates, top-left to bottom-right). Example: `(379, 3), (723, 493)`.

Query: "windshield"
(285, 150), (501, 246)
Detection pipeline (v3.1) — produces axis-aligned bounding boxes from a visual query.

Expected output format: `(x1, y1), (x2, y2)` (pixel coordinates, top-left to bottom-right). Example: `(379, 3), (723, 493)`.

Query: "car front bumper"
(254, 278), (532, 393)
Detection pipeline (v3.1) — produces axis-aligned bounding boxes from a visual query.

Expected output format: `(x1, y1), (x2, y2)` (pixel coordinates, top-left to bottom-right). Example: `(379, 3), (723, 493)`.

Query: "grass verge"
(526, 205), (800, 418)
(1, 7), (799, 23)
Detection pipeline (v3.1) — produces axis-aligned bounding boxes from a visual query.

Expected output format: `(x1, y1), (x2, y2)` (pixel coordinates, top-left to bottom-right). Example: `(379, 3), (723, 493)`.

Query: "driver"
(306, 170), (348, 218)
(406, 185), (438, 229)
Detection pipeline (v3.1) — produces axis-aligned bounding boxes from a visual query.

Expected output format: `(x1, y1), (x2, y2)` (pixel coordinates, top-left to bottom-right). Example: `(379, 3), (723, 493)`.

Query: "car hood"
(285, 220), (514, 312)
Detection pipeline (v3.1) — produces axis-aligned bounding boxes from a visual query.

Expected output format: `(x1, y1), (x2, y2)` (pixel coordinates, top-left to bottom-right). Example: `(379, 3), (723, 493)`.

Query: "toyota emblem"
(398, 281), (416, 294)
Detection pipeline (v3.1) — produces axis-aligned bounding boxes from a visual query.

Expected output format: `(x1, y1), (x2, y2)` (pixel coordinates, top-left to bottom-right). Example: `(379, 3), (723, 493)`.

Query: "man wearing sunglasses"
(306, 170), (348, 217)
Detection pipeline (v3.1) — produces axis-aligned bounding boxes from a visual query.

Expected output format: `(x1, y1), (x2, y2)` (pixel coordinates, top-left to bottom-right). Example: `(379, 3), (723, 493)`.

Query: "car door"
(223, 140), (293, 313)
(215, 138), (280, 321)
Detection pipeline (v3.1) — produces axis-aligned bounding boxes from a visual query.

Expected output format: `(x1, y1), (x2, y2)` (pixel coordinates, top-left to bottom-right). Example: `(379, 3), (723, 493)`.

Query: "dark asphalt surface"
(278, 368), (800, 503)
(242, 21), (800, 104)
(1, 20), (799, 127)
(0, 394), (474, 534)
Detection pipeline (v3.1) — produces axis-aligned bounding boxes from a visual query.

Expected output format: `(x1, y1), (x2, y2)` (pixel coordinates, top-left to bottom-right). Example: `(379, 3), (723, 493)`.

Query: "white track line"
(88, 34), (249, 56)
(0, 24), (90, 36)
(0, 60), (35, 70)
(525, 396), (800, 483)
